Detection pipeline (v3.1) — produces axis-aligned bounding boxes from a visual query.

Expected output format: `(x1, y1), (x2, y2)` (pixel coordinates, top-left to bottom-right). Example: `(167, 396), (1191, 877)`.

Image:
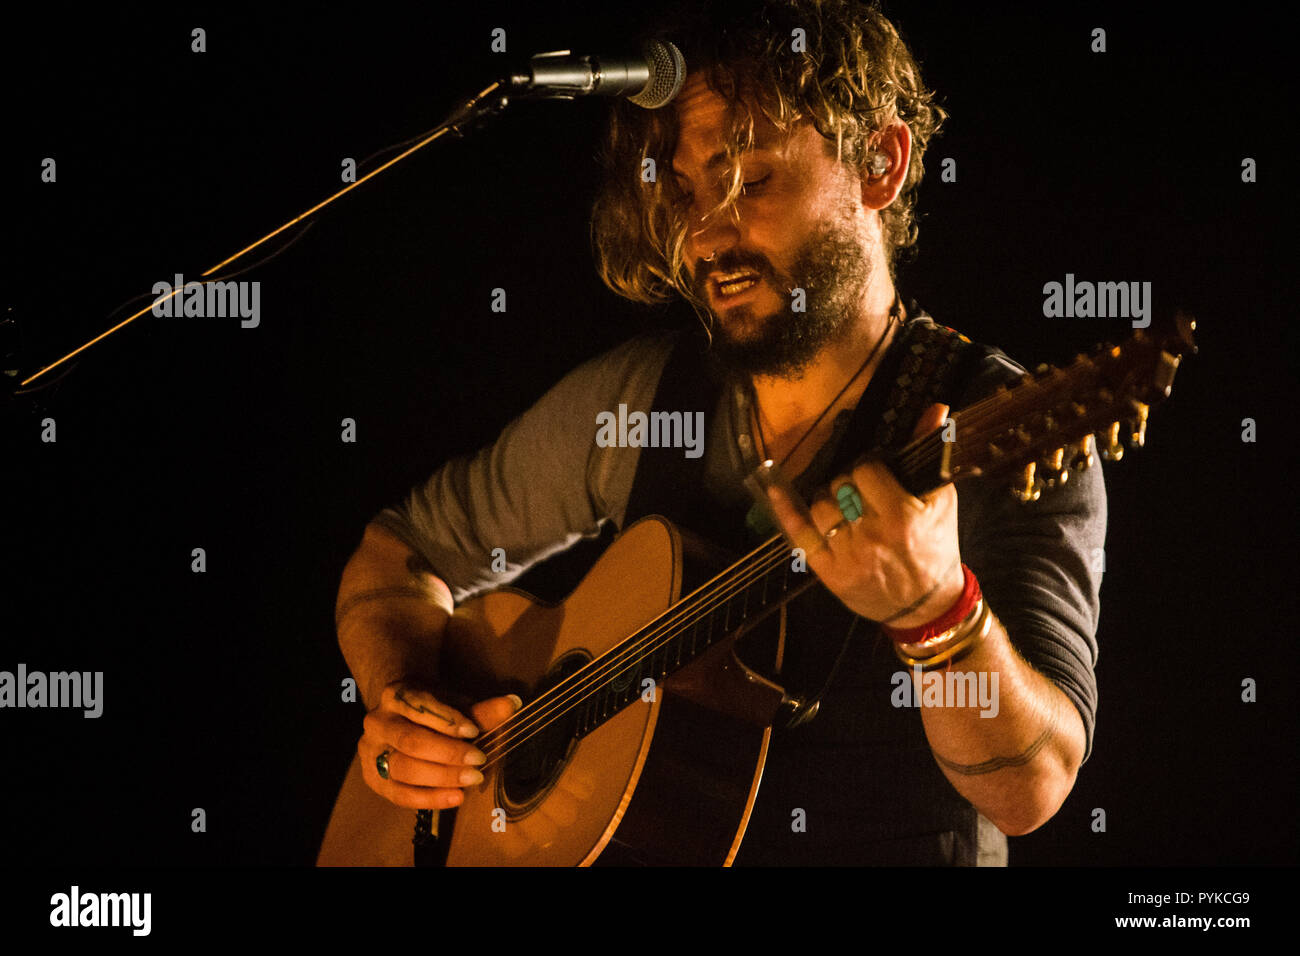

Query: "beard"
(697, 217), (873, 379)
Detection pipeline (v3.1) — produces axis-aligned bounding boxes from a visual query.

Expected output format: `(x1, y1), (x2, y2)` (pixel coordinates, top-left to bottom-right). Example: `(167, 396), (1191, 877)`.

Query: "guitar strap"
(846, 312), (987, 466)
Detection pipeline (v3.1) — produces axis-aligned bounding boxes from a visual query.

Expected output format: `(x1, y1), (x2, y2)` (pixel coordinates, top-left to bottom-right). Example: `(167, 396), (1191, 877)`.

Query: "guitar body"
(318, 516), (788, 867)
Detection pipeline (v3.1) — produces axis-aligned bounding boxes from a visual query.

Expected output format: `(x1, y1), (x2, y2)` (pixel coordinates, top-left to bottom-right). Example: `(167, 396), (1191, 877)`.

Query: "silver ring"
(824, 519), (851, 539)
(376, 748), (394, 780)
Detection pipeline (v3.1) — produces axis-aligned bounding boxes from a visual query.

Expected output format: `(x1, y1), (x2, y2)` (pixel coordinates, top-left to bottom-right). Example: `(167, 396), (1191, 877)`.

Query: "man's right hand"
(358, 681), (522, 809)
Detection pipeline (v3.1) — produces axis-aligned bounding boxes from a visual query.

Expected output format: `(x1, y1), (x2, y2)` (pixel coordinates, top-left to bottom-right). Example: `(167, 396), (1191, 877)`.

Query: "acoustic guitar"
(318, 315), (1196, 866)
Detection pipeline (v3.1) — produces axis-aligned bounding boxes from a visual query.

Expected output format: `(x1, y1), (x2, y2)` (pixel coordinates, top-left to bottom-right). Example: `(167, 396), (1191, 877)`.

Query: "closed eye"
(670, 172), (769, 208)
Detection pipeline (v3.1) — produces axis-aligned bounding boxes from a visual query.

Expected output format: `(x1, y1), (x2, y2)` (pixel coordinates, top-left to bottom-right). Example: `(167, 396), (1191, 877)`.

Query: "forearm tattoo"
(333, 552), (442, 629)
(395, 687), (455, 727)
(334, 586), (431, 628)
(932, 697), (1061, 776)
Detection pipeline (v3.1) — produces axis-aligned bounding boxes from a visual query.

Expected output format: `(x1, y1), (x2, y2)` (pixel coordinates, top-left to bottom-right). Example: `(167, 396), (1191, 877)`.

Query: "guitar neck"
(570, 534), (816, 733)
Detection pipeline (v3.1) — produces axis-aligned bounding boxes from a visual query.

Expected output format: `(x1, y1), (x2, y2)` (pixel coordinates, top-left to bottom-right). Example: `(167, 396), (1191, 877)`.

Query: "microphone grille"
(628, 40), (686, 109)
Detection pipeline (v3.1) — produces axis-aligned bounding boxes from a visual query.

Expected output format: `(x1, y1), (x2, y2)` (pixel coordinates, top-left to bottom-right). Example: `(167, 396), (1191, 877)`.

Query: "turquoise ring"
(835, 483), (865, 522)
(376, 748), (394, 780)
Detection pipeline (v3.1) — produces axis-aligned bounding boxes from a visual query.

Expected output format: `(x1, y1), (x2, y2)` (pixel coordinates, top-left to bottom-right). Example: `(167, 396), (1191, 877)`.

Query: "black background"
(1, 0), (1294, 879)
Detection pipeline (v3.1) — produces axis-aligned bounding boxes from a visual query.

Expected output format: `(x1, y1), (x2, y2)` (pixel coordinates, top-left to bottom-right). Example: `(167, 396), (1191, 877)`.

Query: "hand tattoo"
(880, 555), (962, 624)
(395, 687), (455, 727)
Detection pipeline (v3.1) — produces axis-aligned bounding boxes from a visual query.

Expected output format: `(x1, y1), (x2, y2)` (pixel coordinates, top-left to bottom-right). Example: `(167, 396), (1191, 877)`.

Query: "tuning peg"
(1128, 402), (1149, 448)
(1071, 435), (1095, 471)
(1012, 461), (1043, 502)
(1099, 422), (1124, 461)
(1040, 447), (1069, 486)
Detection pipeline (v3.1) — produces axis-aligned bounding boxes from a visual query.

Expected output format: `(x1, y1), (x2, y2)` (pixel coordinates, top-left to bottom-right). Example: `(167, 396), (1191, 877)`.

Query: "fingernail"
(506, 694), (523, 712)
(464, 749), (486, 766)
(458, 722), (479, 738)
(459, 768), (484, 786)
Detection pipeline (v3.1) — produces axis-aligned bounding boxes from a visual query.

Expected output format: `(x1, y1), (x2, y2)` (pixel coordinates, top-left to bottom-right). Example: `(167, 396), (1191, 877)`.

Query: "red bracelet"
(881, 564), (982, 645)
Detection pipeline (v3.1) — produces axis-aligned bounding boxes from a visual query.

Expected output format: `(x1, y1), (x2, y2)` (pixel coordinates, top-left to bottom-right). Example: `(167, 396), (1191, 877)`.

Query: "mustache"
(693, 252), (777, 296)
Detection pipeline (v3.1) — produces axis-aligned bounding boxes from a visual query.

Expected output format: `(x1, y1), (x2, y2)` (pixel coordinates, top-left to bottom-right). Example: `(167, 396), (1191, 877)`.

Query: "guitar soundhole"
(499, 650), (589, 818)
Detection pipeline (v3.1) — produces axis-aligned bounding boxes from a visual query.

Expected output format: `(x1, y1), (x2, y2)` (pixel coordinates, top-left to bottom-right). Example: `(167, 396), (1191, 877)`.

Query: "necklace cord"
(753, 298), (903, 468)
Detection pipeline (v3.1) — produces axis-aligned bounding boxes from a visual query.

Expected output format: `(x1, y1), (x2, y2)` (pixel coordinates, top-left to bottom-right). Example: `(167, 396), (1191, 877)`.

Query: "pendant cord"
(752, 297), (903, 469)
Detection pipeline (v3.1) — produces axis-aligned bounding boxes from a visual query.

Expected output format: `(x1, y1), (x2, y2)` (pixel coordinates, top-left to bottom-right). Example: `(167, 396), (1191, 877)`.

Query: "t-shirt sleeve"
(953, 351), (1107, 764)
(370, 332), (677, 604)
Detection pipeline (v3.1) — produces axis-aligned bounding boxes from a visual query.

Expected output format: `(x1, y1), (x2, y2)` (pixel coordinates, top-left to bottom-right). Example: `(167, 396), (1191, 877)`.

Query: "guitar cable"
(782, 612), (860, 728)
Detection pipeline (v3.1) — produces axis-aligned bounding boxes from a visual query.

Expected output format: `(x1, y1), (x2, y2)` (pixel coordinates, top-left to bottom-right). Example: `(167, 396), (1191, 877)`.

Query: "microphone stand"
(12, 77), (519, 396)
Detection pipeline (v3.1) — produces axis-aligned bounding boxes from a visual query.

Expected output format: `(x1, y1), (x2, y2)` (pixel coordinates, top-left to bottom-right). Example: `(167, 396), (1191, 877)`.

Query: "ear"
(859, 119), (912, 211)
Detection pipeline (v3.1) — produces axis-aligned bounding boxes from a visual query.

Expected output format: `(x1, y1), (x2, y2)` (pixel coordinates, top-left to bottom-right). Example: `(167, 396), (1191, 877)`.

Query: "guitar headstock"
(890, 312), (1196, 499)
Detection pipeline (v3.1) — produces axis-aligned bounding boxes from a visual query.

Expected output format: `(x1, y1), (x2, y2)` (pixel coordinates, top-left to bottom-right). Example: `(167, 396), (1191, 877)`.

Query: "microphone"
(507, 40), (686, 109)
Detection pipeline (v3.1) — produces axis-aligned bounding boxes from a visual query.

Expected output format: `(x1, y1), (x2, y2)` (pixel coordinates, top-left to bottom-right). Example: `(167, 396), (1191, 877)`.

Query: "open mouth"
(711, 270), (762, 298)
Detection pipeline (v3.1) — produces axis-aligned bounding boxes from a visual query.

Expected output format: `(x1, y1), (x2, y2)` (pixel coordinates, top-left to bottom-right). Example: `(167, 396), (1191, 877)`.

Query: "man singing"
(330, 0), (1105, 865)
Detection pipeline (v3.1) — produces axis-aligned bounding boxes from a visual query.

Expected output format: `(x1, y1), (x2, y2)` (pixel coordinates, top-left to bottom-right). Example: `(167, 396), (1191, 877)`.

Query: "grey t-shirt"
(373, 316), (1106, 863)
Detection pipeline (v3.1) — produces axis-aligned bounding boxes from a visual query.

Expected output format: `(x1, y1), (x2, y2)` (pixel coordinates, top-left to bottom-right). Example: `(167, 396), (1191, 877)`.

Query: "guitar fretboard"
(573, 534), (812, 735)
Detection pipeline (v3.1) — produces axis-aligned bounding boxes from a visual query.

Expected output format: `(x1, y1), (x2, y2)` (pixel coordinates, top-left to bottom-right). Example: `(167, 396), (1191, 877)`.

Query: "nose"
(687, 203), (740, 270)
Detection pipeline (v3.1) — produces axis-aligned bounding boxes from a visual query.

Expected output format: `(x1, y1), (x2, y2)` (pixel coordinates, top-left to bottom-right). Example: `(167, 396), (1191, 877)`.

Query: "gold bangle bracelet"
(895, 599), (993, 670)
(897, 596), (985, 653)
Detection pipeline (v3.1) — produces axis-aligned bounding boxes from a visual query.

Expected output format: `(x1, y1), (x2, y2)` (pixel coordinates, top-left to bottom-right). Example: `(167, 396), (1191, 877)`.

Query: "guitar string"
(477, 442), (1046, 768)
(474, 383), (1037, 763)
(472, 546), (797, 770)
(473, 547), (800, 771)
(894, 362), (1116, 475)
(891, 368), (1091, 477)
(472, 538), (796, 767)
(928, 347), (1128, 457)
(479, 446), (1017, 768)
(894, 386), (1019, 469)
(472, 535), (793, 764)
(472, 359), (1110, 766)
(819, 383), (1007, 484)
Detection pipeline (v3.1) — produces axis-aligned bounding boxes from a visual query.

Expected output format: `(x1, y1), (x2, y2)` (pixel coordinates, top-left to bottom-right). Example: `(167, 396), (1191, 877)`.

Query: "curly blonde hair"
(590, 0), (947, 314)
